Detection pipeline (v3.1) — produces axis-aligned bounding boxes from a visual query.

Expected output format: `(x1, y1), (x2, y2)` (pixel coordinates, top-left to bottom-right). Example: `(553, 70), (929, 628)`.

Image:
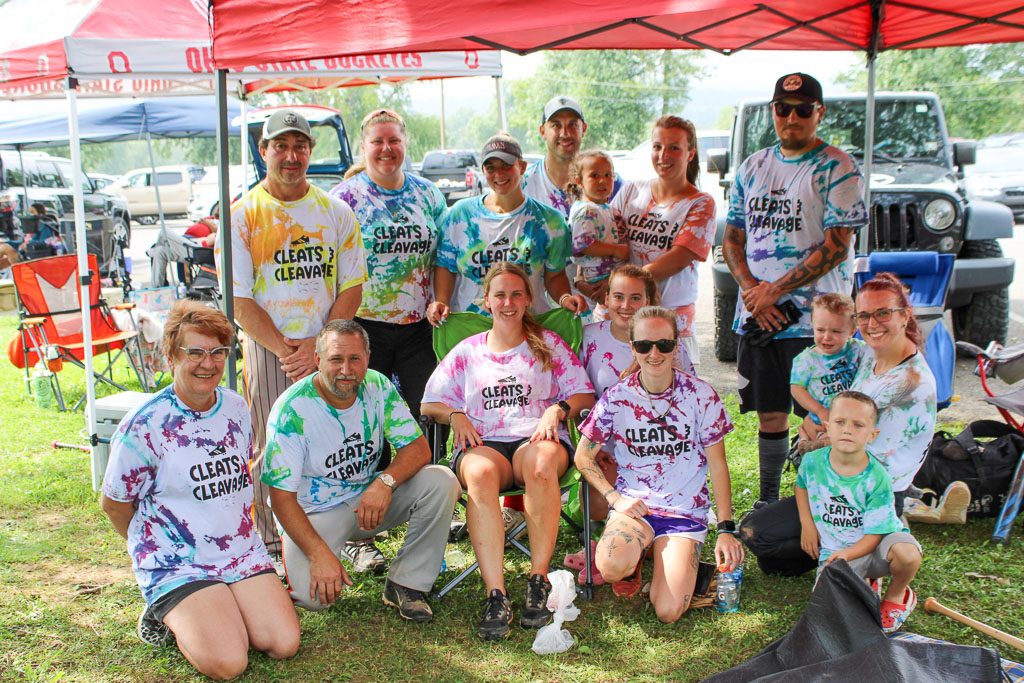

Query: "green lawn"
(1, 313), (1022, 682)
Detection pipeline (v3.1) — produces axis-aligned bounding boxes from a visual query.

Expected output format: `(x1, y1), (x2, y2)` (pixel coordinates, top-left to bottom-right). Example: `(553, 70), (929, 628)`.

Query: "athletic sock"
(758, 430), (790, 503)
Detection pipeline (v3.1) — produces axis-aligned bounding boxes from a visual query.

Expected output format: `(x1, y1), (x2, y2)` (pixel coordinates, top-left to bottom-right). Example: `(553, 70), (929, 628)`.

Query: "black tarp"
(703, 560), (1004, 682)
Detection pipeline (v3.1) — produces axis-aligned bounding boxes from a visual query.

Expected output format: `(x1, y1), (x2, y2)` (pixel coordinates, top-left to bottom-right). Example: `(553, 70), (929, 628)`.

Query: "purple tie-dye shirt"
(422, 329), (593, 445)
(579, 370), (733, 522)
(101, 386), (272, 605)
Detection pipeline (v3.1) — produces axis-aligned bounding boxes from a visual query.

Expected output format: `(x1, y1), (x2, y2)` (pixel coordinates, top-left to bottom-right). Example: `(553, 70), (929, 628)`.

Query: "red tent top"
(210, 0), (1024, 69)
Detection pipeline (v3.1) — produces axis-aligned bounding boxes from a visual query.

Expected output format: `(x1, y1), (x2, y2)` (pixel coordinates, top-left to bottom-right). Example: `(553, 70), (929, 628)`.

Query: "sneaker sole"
(479, 614), (513, 640)
(937, 482), (971, 525)
(381, 594), (432, 623)
(520, 611), (553, 629)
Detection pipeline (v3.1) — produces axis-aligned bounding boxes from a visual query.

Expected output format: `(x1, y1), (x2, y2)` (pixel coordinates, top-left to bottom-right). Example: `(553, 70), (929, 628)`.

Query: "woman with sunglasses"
(575, 306), (743, 620)
(596, 116), (716, 365)
(101, 300), (299, 678)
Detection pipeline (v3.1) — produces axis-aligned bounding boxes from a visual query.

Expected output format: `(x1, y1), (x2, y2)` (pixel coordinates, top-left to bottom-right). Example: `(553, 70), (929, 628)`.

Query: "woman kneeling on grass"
(421, 262), (594, 641)
(574, 306), (744, 622)
(101, 300), (299, 680)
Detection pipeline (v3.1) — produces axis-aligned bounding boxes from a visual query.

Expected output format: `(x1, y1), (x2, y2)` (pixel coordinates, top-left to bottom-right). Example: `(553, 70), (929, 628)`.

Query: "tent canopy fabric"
(209, 0), (1024, 67)
(0, 96), (242, 149)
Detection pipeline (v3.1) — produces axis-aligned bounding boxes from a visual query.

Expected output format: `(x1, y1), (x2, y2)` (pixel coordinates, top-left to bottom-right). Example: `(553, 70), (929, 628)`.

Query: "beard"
(322, 374), (359, 400)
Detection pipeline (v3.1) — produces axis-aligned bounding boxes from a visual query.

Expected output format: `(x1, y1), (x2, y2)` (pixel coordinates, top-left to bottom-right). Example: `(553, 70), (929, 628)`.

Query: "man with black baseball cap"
(228, 107), (368, 562)
(722, 72), (868, 511)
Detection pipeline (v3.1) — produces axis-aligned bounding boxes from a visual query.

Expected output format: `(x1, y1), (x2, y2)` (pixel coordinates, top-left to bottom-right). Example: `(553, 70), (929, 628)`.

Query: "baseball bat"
(52, 441), (90, 452)
(924, 597), (1024, 652)
(992, 453), (1024, 544)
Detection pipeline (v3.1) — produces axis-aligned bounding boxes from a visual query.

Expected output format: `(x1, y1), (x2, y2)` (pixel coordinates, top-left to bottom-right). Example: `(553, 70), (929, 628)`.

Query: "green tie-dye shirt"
(262, 370), (422, 513)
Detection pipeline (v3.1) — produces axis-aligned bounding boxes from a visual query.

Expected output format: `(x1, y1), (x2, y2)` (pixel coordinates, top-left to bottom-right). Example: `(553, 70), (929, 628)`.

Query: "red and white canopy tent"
(0, 0), (501, 488)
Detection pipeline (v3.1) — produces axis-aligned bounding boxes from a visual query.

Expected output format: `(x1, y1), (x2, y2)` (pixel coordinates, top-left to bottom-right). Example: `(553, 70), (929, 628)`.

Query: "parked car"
(89, 173), (120, 192)
(419, 149), (484, 205)
(243, 104), (354, 186)
(706, 92), (1015, 360)
(614, 129), (731, 187)
(109, 164), (204, 224)
(980, 132), (1024, 148)
(187, 165), (246, 222)
(965, 145), (1024, 222)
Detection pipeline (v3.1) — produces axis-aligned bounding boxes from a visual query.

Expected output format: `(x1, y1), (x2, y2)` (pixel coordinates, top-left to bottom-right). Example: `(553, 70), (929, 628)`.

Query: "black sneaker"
(382, 579), (433, 623)
(345, 538), (387, 574)
(478, 589), (513, 640)
(520, 574), (553, 629)
(136, 606), (174, 647)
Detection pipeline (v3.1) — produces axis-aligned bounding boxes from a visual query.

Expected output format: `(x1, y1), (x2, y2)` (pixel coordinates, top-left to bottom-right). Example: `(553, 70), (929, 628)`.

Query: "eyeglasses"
(854, 307), (907, 324)
(631, 338), (677, 354)
(361, 108), (405, 130)
(772, 101), (821, 119)
(180, 346), (231, 362)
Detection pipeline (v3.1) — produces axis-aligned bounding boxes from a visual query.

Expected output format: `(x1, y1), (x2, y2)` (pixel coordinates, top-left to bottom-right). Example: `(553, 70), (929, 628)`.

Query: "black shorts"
(147, 568), (277, 623)
(736, 336), (813, 415)
(451, 437), (572, 480)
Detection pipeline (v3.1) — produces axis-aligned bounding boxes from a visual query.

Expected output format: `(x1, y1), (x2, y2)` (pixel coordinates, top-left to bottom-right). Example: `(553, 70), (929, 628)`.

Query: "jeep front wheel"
(714, 289), (739, 362)
(952, 239), (1010, 353)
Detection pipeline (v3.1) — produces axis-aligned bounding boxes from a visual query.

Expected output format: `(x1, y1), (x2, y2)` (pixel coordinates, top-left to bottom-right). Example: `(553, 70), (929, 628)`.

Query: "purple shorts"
(641, 513), (708, 542)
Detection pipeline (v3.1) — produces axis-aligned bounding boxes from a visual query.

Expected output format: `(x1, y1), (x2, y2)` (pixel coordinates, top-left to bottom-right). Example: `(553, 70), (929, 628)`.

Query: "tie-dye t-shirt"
(101, 386), (272, 605)
(330, 172), (446, 324)
(262, 370), (421, 514)
(612, 180), (716, 336)
(569, 200), (627, 284)
(790, 338), (868, 421)
(795, 447), (904, 564)
(436, 195), (570, 315)
(228, 183), (368, 339)
(579, 370), (733, 522)
(580, 320), (696, 396)
(851, 351), (937, 491)
(422, 329), (593, 445)
(522, 159), (624, 219)
(726, 144), (867, 339)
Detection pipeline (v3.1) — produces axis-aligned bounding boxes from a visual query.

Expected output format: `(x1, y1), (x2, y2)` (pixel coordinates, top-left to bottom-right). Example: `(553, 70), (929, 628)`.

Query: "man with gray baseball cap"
(228, 107), (368, 562)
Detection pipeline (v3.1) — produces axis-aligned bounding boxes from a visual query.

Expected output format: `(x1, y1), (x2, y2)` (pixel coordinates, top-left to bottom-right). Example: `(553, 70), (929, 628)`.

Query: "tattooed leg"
(650, 536), (702, 624)
(595, 512), (653, 582)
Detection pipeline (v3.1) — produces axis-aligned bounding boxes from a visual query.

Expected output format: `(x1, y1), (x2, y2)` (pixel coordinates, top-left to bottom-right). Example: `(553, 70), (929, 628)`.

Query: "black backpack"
(913, 420), (1024, 519)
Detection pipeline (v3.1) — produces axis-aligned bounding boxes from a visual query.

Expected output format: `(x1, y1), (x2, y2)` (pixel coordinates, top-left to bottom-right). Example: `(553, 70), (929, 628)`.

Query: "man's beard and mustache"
(324, 373), (359, 399)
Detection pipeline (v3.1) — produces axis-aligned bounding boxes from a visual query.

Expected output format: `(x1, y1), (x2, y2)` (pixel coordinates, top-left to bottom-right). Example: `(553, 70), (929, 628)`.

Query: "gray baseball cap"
(481, 135), (523, 165)
(542, 95), (584, 124)
(262, 109), (313, 141)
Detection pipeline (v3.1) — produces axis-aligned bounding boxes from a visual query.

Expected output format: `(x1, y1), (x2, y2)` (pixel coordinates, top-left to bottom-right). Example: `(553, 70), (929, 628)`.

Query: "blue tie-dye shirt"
(727, 143), (867, 338)
(330, 172), (447, 324)
(436, 195), (570, 315)
(101, 386), (272, 605)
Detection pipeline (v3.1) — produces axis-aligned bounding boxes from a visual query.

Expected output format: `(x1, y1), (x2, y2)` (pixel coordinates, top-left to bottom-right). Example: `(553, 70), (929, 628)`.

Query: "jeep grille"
(865, 192), (958, 253)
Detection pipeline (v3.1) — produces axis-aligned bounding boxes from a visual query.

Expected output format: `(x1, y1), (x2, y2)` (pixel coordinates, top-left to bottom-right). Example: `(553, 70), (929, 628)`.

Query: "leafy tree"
(837, 45), (1024, 139)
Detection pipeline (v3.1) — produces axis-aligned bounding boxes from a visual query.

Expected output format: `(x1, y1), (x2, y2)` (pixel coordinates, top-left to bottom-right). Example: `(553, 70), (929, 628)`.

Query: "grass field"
(1, 313), (1022, 682)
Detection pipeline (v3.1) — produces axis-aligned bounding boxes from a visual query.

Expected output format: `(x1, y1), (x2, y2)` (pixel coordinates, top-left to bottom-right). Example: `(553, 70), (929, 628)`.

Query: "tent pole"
(861, 53), (876, 255)
(145, 125), (169, 263)
(216, 69), (237, 390)
(439, 80), (446, 150)
(66, 79), (99, 489)
(495, 77), (507, 132)
(240, 95), (249, 193)
(17, 146), (28, 213)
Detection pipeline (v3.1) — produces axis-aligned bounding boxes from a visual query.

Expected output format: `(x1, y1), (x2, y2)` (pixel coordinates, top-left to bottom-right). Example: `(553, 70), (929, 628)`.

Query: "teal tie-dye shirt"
(795, 446), (904, 564)
(262, 370), (422, 513)
(790, 338), (868, 421)
(436, 195), (570, 315)
(330, 172), (447, 324)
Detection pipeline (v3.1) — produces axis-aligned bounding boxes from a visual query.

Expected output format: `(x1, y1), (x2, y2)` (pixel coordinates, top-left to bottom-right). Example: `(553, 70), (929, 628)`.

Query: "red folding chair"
(8, 254), (148, 411)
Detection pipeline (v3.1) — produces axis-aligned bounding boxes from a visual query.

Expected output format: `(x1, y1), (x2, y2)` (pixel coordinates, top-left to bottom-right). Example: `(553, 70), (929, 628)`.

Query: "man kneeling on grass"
(263, 319), (460, 618)
(796, 391), (923, 632)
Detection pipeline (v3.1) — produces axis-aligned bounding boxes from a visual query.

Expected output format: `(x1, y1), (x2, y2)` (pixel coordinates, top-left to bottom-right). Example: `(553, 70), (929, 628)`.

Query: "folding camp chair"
(426, 309), (596, 600)
(8, 254), (148, 410)
(855, 251), (955, 409)
(183, 241), (220, 303)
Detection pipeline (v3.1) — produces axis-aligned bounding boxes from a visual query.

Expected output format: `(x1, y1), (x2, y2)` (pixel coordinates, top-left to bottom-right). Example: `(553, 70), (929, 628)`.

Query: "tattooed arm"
(723, 223), (787, 331)
(575, 435), (648, 518)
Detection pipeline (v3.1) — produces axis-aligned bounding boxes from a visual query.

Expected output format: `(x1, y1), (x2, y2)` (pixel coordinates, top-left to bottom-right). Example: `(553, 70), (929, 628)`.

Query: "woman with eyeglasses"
(101, 299), (299, 678)
(574, 306), (743, 620)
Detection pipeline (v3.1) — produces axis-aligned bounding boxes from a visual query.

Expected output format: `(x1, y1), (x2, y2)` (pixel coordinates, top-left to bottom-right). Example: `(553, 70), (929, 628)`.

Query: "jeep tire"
(714, 288), (739, 362)
(952, 239), (1010, 354)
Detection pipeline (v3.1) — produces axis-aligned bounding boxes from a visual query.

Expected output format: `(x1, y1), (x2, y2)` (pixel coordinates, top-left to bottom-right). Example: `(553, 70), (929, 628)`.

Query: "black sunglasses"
(772, 101), (820, 119)
(631, 338), (677, 354)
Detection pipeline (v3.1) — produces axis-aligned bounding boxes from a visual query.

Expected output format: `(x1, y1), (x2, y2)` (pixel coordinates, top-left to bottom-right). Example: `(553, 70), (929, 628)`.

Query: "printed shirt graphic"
(612, 179), (716, 335)
(790, 338), (868, 416)
(852, 351), (937, 491)
(726, 143), (867, 338)
(330, 172), (446, 324)
(580, 320), (696, 396)
(101, 386), (271, 605)
(580, 370), (733, 522)
(228, 183), (368, 339)
(796, 447), (904, 563)
(569, 200), (627, 284)
(436, 195), (570, 315)
(262, 370), (421, 514)
(422, 329), (593, 444)
(522, 158), (624, 219)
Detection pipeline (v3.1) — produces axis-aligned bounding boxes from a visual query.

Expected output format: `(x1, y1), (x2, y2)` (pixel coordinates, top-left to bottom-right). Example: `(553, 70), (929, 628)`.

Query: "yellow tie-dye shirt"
(229, 183), (367, 339)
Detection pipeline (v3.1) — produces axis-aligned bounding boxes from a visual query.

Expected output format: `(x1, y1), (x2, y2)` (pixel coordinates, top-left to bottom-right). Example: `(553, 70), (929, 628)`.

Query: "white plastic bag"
(531, 569), (580, 654)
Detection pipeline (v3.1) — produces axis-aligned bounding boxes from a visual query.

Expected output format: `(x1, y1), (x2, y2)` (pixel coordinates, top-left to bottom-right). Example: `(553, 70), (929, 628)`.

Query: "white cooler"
(90, 390), (154, 491)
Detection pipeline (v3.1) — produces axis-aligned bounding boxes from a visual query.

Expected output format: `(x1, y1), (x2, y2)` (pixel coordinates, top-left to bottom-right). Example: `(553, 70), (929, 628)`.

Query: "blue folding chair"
(855, 251), (955, 409)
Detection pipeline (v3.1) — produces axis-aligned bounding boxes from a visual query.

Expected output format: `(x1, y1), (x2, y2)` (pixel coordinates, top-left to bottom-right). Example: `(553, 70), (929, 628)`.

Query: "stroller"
(182, 241), (220, 302)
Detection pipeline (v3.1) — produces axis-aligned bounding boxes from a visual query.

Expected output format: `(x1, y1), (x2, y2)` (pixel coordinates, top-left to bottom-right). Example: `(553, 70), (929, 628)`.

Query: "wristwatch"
(716, 520), (737, 534)
(557, 400), (571, 420)
(376, 472), (396, 490)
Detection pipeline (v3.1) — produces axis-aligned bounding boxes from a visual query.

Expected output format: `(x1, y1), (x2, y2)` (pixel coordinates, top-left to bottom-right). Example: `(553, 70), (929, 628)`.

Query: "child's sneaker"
(612, 560), (643, 598)
(936, 481), (971, 525)
(880, 587), (917, 633)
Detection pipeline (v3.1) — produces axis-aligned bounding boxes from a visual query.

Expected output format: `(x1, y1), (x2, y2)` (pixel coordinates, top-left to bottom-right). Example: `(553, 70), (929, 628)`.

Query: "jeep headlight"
(922, 198), (956, 230)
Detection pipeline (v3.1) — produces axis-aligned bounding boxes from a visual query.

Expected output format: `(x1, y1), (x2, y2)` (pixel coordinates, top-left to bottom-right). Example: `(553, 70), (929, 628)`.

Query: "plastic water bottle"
(716, 564), (742, 613)
(31, 363), (54, 410)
